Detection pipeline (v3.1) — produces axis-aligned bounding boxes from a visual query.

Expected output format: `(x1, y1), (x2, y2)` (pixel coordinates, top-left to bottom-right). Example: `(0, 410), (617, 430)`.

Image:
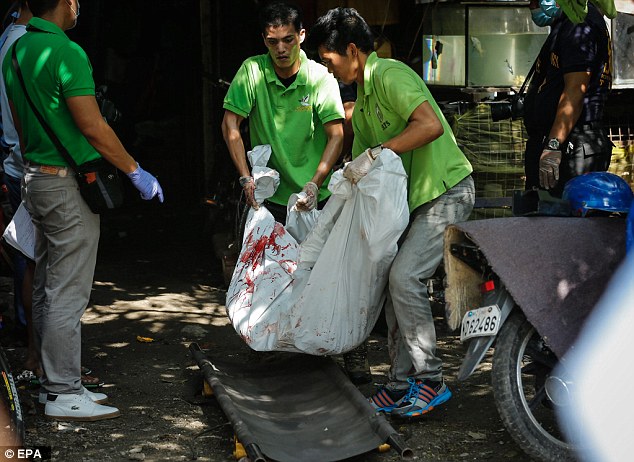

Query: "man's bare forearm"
(311, 120), (343, 187)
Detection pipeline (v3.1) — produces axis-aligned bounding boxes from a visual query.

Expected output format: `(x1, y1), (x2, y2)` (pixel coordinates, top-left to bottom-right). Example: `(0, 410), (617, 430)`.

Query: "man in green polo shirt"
(308, 7), (475, 418)
(221, 1), (344, 222)
(2, 0), (162, 422)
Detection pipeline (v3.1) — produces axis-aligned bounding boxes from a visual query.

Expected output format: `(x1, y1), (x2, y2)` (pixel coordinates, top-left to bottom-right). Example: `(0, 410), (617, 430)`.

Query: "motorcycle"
(443, 211), (626, 462)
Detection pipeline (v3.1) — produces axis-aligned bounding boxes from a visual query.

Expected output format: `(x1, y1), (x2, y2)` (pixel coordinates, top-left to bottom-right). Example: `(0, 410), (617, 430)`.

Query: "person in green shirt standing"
(3, 0), (162, 422)
(221, 1), (344, 222)
(307, 7), (475, 418)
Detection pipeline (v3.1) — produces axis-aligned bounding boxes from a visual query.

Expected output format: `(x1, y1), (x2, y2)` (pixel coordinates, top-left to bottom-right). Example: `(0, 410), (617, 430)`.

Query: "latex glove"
(343, 147), (378, 184)
(539, 149), (562, 189)
(295, 181), (319, 211)
(127, 164), (164, 202)
(239, 175), (259, 210)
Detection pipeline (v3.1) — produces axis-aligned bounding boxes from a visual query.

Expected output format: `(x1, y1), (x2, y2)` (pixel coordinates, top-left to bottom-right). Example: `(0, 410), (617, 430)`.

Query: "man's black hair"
(258, 2), (303, 35)
(27, 0), (60, 17)
(306, 8), (374, 56)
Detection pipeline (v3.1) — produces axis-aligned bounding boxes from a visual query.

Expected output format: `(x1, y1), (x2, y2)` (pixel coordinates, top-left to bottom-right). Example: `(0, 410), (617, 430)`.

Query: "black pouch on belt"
(76, 158), (124, 214)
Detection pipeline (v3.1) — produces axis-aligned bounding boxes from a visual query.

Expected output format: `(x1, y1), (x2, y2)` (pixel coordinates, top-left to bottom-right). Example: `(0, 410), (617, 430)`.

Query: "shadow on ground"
(1, 202), (531, 461)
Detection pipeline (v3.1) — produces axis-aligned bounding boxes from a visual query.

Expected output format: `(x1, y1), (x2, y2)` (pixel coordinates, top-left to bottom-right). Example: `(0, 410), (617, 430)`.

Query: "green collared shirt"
(224, 50), (344, 205)
(352, 52), (472, 212)
(2, 17), (99, 166)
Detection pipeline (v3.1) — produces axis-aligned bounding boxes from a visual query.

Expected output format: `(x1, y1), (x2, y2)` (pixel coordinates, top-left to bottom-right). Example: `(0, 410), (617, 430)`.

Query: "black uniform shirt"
(523, 3), (611, 136)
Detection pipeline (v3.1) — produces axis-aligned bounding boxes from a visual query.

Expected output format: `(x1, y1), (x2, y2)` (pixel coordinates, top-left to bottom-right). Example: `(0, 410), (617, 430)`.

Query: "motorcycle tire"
(491, 310), (576, 462)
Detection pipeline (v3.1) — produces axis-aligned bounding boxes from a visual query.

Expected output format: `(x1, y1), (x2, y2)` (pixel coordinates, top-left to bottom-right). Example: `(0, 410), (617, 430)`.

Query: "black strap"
(11, 36), (81, 174)
(518, 30), (556, 97)
(518, 59), (536, 97)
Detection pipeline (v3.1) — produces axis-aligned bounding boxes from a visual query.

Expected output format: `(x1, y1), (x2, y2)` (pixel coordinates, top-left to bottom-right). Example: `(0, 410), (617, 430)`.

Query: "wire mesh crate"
(451, 103), (525, 219)
(606, 113), (634, 189)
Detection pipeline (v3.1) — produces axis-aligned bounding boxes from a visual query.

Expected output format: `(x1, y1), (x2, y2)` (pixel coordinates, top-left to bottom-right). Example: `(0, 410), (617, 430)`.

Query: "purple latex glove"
(127, 164), (164, 202)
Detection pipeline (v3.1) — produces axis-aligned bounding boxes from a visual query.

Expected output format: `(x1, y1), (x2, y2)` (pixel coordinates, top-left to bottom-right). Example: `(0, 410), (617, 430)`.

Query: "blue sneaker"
(368, 387), (408, 413)
(391, 377), (452, 418)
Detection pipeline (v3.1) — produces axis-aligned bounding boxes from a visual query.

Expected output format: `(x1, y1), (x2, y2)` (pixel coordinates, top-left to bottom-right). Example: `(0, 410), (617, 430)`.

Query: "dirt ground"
(1, 202), (534, 462)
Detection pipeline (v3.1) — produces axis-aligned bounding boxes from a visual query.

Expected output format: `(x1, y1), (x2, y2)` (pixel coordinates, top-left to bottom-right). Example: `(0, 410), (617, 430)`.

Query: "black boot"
(343, 341), (371, 385)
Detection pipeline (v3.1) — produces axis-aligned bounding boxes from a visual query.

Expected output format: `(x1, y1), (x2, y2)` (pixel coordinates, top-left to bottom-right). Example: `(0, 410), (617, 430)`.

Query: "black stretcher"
(190, 343), (412, 462)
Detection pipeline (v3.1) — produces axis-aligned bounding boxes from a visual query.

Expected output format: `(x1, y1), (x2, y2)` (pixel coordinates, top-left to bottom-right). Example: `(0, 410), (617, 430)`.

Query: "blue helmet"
(563, 172), (634, 217)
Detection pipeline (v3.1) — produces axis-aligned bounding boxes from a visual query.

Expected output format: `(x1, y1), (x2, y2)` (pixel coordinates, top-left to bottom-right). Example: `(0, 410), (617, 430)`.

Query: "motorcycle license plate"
(460, 305), (501, 342)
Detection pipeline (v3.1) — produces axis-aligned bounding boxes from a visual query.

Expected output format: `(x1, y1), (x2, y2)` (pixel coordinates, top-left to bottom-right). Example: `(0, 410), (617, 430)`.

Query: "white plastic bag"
(247, 145), (280, 203)
(285, 192), (320, 243)
(289, 153), (410, 353)
(226, 206), (298, 350)
(225, 148), (409, 354)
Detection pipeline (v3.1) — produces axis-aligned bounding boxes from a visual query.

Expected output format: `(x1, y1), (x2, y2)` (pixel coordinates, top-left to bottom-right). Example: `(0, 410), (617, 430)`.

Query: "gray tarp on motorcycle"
(445, 217), (625, 358)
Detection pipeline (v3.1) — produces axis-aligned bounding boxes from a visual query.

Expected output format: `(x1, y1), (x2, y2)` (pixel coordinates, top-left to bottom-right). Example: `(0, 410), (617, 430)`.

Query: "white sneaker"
(45, 393), (120, 422)
(39, 386), (108, 405)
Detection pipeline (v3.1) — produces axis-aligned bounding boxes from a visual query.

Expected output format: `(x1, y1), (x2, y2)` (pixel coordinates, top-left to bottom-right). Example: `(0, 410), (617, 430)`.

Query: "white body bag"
(226, 147), (409, 355)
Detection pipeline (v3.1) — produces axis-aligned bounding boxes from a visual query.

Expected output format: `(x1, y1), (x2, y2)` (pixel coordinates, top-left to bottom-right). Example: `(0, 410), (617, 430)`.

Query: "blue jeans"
(3, 172), (27, 326)
(385, 176), (475, 390)
(24, 167), (100, 394)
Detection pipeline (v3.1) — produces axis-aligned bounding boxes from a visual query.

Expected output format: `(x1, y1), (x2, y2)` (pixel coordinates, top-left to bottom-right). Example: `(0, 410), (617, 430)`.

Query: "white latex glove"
(539, 149), (562, 189)
(295, 181), (319, 211)
(239, 175), (259, 210)
(343, 147), (379, 184)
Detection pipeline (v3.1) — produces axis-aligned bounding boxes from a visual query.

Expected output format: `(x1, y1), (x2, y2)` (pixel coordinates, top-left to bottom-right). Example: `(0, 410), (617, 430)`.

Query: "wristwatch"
(545, 138), (561, 151)
(239, 175), (253, 187)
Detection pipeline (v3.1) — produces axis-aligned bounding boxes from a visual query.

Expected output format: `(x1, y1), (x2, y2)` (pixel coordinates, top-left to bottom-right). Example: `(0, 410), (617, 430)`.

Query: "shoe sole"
(45, 410), (121, 422)
(392, 389), (452, 418)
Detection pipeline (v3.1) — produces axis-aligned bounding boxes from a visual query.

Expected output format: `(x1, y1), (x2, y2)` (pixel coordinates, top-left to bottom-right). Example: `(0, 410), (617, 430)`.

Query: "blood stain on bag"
(240, 223), (293, 271)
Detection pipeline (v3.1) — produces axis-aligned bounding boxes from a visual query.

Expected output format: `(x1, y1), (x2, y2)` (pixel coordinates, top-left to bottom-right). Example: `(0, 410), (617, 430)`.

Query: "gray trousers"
(386, 176), (475, 390)
(24, 167), (100, 394)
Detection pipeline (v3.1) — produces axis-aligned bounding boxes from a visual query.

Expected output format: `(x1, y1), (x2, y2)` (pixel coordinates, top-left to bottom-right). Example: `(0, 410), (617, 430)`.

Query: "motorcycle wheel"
(491, 310), (576, 462)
